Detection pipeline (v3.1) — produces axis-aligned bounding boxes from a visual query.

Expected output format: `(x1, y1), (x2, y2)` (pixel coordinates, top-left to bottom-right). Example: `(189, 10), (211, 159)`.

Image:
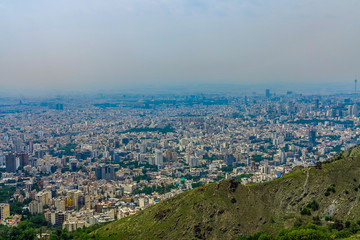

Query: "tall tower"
(355, 75), (358, 94)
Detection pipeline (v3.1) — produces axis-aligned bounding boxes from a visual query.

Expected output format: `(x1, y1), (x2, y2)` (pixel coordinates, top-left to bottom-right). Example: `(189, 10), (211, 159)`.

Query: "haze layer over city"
(1, 0), (360, 94)
(1, 0), (360, 239)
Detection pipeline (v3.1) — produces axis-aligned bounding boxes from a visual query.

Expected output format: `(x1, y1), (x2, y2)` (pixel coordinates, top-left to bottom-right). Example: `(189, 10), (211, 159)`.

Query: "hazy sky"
(0, 0), (360, 93)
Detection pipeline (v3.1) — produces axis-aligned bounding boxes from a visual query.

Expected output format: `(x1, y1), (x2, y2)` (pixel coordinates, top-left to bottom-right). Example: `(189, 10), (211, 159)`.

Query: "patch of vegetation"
(300, 207), (311, 216)
(221, 166), (233, 172)
(238, 221), (360, 240)
(121, 125), (175, 134)
(0, 186), (16, 202)
(0, 220), (104, 240)
(58, 143), (77, 156)
(132, 175), (152, 182)
(325, 186), (336, 196)
(191, 182), (204, 189)
(306, 200), (319, 211)
(202, 154), (218, 161)
(133, 184), (178, 195)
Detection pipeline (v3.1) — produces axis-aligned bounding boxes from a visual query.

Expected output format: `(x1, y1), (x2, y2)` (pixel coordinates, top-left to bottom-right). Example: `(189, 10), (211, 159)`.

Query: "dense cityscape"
(1, 0), (359, 238)
(1, 89), (360, 237)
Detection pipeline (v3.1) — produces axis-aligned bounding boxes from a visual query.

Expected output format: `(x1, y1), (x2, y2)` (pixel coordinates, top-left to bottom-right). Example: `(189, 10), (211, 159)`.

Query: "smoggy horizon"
(1, 0), (360, 94)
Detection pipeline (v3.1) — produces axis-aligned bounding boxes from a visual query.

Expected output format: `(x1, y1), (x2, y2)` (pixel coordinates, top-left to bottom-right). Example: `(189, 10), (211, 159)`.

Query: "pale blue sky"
(0, 0), (359, 93)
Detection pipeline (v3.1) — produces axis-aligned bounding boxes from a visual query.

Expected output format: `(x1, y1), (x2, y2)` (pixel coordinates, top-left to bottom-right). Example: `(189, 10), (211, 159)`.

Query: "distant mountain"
(92, 145), (360, 239)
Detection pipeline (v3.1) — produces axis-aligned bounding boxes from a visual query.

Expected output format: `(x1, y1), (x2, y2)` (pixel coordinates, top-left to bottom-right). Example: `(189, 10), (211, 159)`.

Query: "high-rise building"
(140, 145), (146, 153)
(265, 89), (271, 98)
(155, 149), (163, 168)
(309, 130), (316, 145)
(95, 165), (115, 180)
(137, 154), (145, 164)
(165, 149), (173, 161)
(280, 150), (286, 165)
(0, 152), (5, 166)
(13, 138), (23, 152)
(260, 165), (270, 174)
(5, 154), (16, 172)
(55, 103), (64, 110)
(348, 105), (353, 116)
(352, 103), (358, 116)
(189, 156), (199, 167)
(5, 152), (29, 172)
(45, 211), (66, 226)
(0, 203), (10, 219)
(70, 162), (77, 172)
(28, 140), (34, 154)
(171, 152), (178, 162)
(314, 99), (320, 109)
(29, 200), (43, 215)
(224, 154), (235, 166)
(95, 167), (101, 180)
(16, 152), (29, 166)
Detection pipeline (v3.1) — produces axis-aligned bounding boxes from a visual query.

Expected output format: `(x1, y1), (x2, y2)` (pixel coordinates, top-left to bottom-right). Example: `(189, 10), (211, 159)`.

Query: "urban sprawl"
(0, 90), (359, 233)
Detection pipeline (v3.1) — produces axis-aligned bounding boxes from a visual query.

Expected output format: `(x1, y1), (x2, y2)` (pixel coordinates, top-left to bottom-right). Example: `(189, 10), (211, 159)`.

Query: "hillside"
(92, 145), (360, 239)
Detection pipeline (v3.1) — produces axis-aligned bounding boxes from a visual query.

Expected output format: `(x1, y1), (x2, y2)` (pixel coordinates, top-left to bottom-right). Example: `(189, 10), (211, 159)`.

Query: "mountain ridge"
(92, 145), (360, 239)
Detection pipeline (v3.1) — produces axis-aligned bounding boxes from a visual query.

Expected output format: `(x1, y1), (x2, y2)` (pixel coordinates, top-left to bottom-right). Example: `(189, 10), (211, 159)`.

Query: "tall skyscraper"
(95, 165), (115, 180)
(309, 129), (316, 145)
(314, 99), (320, 109)
(13, 138), (24, 152)
(5, 154), (16, 172)
(16, 152), (29, 166)
(353, 103), (358, 117)
(224, 154), (235, 166)
(155, 149), (163, 168)
(28, 140), (34, 154)
(55, 103), (64, 110)
(279, 150), (286, 165)
(265, 89), (271, 98)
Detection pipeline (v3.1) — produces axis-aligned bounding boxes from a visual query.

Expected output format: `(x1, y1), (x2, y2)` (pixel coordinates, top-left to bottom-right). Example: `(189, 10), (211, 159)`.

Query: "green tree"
(10, 201), (24, 215)
(30, 214), (47, 228)
(306, 200), (319, 211)
(258, 233), (274, 240)
(277, 225), (330, 240)
(19, 228), (36, 240)
(49, 234), (60, 240)
(300, 208), (311, 215)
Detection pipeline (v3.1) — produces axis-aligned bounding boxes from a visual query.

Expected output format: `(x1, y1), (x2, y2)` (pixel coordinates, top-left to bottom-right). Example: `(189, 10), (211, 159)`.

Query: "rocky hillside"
(92, 145), (360, 239)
